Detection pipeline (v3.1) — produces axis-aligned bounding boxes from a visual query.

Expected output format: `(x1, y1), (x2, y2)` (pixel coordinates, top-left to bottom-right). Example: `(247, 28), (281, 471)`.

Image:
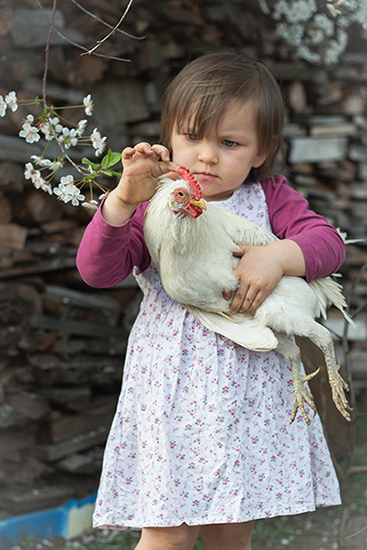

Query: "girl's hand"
(226, 240), (306, 314)
(102, 142), (178, 225)
(117, 142), (178, 205)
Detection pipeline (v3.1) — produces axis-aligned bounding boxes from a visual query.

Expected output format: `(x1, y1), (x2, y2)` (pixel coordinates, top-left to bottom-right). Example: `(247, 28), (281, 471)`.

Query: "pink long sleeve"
(261, 175), (345, 282)
(76, 202), (150, 288)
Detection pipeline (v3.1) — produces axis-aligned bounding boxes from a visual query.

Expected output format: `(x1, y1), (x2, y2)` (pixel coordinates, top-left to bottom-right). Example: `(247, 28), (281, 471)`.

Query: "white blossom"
(54, 180), (85, 206)
(0, 96), (6, 117)
(31, 155), (51, 167)
(83, 94), (93, 116)
(77, 119), (88, 136)
(60, 175), (75, 186)
(82, 199), (99, 211)
(24, 114), (35, 124)
(19, 122), (40, 144)
(5, 91), (18, 112)
(90, 128), (107, 156)
(260, 0), (362, 64)
(59, 127), (78, 149)
(30, 155), (63, 170)
(41, 181), (53, 195)
(313, 13), (335, 35)
(40, 116), (61, 141)
(32, 171), (46, 190)
(24, 162), (38, 181)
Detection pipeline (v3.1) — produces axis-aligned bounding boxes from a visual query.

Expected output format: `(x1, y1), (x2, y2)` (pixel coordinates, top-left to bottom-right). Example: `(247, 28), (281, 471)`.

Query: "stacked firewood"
(0, 0), (366, 516)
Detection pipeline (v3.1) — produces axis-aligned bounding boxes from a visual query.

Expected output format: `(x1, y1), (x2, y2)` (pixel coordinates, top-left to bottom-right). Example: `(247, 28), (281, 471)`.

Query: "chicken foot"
(306, 323), (351, 421)
(275, 333), (319, 425)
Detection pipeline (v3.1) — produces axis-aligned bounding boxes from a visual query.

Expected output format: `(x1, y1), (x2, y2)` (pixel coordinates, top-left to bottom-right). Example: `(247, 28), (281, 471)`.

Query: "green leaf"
(103, 170), (122, 177)
(101, 150), (121, 170)
(101, 149), (112, 169)
(82, 157), (100, 169)
(108, 152), (122, 166)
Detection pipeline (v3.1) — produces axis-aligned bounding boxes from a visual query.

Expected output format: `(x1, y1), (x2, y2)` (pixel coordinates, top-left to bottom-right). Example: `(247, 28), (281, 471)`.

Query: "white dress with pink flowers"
(93, 182), (341, 529)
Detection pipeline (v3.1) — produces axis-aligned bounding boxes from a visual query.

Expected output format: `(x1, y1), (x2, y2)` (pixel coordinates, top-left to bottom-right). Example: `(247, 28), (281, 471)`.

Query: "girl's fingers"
(121, 146), (136, 159)
(150, 144), (171, 162)
(122, 142), (154, 160)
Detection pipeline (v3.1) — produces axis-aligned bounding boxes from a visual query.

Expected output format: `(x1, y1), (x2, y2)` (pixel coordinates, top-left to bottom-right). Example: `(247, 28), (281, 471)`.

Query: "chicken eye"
(173, 188), (188, 201)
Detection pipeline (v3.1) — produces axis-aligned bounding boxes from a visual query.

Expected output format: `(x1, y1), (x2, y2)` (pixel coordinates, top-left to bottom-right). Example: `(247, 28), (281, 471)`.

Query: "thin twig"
(347, 465), (367, 476)
(34, 0), (85, 173)
(50, 26), (133, 62)
(343, 524), (367, 540)
(81, 0), (136, 56)
(34, 0), (132, 62)
(38, 0), (57, 105)
(69, 0), (144, 41)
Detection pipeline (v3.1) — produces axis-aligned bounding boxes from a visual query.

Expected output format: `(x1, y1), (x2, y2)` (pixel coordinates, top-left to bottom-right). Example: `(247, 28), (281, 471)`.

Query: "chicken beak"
(190, 199), (206, 210)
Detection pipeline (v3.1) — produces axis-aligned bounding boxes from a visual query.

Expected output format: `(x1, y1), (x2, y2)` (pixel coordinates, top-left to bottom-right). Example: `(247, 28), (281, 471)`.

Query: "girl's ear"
(252, 134), (278, 168)
(252, 151), (267, 169)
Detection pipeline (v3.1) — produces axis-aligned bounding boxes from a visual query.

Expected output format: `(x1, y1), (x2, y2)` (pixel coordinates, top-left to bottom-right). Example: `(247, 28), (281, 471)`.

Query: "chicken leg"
(303, 322), (351, 421)
(275, 332), (320, 424)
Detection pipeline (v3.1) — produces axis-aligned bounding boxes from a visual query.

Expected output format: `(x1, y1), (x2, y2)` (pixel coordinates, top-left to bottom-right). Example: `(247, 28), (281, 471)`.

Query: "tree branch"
(81, 0), (137, 56)
(70, 0), (144, 41)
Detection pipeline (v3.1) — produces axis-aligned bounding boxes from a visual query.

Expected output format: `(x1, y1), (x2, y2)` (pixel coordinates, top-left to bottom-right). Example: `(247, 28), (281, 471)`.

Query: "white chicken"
(144, 167), (352, 425)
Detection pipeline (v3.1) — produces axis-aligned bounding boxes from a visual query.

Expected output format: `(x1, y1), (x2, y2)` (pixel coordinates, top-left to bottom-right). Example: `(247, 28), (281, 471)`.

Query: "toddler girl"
(77, 51), (344, 550)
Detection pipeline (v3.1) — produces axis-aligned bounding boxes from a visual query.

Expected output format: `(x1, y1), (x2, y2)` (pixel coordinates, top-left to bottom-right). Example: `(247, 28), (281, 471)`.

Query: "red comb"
(178, 166), (202, 199)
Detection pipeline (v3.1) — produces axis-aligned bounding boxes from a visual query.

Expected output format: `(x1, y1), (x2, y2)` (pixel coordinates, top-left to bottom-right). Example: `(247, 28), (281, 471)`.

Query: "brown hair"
(160, 51), (285, 180)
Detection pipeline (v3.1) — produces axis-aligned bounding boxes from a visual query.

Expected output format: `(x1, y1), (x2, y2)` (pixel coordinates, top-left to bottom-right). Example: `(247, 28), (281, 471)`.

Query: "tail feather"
(309, 277), (355, 327)
(185, 305), (278, 351)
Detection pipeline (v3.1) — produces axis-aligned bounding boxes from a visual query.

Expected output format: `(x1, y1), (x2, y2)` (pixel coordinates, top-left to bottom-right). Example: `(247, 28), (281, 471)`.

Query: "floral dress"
(93, 182), (341, 529)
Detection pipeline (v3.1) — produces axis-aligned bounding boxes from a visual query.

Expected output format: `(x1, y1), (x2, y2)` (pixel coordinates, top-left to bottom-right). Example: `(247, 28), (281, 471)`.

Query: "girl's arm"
(76, 201), (149, 288)
(76, 142), (178, 288)
(229, 175), (345, 314)
(262, 174), (346, 281)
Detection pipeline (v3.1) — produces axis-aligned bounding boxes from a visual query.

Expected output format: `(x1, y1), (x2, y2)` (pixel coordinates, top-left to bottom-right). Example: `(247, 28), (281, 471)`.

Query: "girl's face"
(170, 100), (266, 202)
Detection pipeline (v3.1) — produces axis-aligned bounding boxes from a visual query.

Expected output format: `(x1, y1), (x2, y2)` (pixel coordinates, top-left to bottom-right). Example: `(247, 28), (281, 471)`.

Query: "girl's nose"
(197, 140), (218, 164)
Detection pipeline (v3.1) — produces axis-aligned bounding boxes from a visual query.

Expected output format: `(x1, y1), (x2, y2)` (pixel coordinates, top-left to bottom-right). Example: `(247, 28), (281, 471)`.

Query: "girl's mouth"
(194, 172), (218, 183)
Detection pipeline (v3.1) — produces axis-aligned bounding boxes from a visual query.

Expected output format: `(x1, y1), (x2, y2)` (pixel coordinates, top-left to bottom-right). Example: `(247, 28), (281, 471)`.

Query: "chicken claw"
(290, 366), (320, 425)
(328, 363), (351, 421)
(321, 340), (351, 421)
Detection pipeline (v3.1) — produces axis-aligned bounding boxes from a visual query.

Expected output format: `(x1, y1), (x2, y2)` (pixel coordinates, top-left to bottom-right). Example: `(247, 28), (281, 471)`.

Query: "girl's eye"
(223, 139), (238, 148)
(185, 133), (198, 141)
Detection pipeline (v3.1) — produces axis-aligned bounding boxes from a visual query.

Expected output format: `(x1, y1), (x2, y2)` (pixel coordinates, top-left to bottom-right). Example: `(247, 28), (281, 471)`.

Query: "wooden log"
(0, 7), (12, 37)
(34, 426), (108, 462)
(0, 162), (25, 192)
(0, 192), (12, 224)
(0, 426), (37, 455)
(7, 392), (51, 421)
(56, 453), (101, 475)
(39, 400), (116, 443)
(11, 8), (85, 48)
(14, 190), (63, 226)
(0, 223), (28, 249)
(0, 484), (74, 515)
(288, 136), (348, 164)
(42, 387), (92, 413)
(0, 134), (43, 163)
(30, 313), (124, 339)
